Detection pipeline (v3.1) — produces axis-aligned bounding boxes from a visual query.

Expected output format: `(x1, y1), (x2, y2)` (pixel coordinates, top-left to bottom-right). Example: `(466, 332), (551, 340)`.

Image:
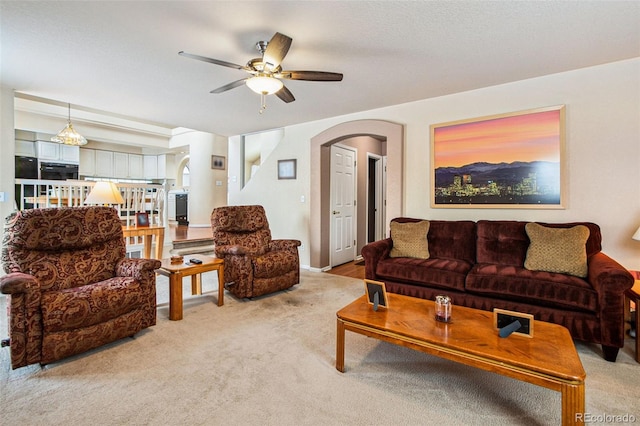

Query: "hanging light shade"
(245, 75), (283, 95)
(51, 103), (88, 146)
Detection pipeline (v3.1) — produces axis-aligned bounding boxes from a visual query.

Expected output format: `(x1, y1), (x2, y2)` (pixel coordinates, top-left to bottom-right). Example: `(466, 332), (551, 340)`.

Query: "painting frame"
(135, 212), (149, 227)
(211, 155), (226, 170)
(278, 159), (297, 180)
(430, 105), (566, 209)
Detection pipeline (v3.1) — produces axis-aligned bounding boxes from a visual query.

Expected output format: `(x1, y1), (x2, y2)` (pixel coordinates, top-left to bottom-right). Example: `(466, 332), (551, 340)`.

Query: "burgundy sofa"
(362, 218), (634, 362)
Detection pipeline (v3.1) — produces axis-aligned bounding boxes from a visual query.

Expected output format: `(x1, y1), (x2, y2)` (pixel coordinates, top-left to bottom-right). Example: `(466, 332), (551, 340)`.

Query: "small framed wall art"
(278, 159), (297, 180)
(211, 155), (226, 170)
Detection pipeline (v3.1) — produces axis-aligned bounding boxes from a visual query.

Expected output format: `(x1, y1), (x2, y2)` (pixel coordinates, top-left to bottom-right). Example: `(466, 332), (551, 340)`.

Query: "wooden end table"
(156, 254), (224, 320)
(336, 294), (586, 425)
(122, 225), (165, 259)
(626, 280), (640, 363)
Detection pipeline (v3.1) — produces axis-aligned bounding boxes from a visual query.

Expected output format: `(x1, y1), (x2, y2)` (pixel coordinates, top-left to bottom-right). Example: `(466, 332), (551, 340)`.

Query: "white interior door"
(330, 145), (356, 267)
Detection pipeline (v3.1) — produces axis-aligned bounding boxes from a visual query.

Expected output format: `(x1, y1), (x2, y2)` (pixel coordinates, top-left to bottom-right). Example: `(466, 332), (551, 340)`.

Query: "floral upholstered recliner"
(211, 205), (301, 299)
(1, 206), (161, 369)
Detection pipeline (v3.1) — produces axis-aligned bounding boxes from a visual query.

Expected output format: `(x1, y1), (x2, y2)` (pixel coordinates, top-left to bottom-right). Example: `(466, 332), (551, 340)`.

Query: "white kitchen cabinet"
(15, 140), (36, 157)
(113, 152), (129, 178)
(37, 141), (59, 161)
(128, 154), (143, 178)
(60, 145), (80, 163)
(95, 150), (114, 177)
(79, 148), (96, 176)
(36, 141), (79, 163)
(144, 155), (158, 179)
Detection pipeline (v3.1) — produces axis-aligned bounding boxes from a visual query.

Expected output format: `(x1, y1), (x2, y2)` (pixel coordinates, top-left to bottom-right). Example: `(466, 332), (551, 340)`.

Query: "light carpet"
(1, 270), (639, 425)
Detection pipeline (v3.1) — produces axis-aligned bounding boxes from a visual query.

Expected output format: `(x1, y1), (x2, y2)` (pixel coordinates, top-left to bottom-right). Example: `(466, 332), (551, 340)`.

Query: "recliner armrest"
(269, 239), (301, 252)
(215, 244), (248, 256)
(0, 272), (41, 295)
(116, 258), (161, 281)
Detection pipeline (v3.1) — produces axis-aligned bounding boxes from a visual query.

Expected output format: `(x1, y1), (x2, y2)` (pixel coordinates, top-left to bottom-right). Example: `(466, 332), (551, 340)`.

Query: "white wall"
(0, 87), (16, 222)
(230, 58), (640, 270)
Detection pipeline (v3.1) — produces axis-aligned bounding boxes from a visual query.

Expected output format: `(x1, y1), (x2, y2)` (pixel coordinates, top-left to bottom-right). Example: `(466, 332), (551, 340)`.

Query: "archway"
(309, 119), (404, 270)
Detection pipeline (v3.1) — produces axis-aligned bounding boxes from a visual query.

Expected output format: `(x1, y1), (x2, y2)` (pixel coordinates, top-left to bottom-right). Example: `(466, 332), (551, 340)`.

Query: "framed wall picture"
(430, 105), (566, 209)
(135, 212), (149, 227)
(278, 159), (297, 180)
(211, 155), (226, 170)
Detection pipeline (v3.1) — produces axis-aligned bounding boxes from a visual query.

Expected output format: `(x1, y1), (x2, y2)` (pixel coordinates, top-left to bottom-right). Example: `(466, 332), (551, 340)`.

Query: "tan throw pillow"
(524, 223), (590, 278)
(390, 220), (430, 259)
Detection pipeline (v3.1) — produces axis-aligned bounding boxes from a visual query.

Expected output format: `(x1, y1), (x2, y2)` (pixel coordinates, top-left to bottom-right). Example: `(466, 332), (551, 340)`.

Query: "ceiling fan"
(179, 32), (343, 112)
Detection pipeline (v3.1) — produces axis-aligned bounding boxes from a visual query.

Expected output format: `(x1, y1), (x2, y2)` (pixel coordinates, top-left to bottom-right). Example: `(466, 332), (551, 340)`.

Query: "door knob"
(332, 210), (340, 215)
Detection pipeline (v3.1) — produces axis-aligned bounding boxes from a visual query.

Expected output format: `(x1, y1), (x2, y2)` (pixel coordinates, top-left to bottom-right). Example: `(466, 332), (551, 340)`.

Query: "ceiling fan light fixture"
(246, 75), (283, 95)
(51, 103), (88, 146)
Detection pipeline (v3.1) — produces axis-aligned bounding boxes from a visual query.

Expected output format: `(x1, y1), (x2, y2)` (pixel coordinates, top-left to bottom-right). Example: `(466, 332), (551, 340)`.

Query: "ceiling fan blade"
(263, 32), (292, 72)
(179, 51), (247, 70)
(275, 85), (295, 103)
(279, 70), (343, 81)
(210, 78), (248, 94)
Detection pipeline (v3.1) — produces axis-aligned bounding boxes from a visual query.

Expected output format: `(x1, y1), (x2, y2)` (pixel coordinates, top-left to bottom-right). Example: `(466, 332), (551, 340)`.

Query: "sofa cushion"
(41, 276), (146, 333)
(376, 257), (472, 292)
(392, 218), (476, 262)
(524, 223), (589, 277)
(466, 263), (598, 313)
(390, 220), (430, 259)
(476, 220), (602, 267)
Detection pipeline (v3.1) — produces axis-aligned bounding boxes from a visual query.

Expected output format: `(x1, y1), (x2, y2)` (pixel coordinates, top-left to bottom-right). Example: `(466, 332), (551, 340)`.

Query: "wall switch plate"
(0, 192), (5, 202)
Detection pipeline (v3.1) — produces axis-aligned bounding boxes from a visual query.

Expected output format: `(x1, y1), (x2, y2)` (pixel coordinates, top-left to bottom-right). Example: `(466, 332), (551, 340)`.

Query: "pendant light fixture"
(51, 103), (88, 146)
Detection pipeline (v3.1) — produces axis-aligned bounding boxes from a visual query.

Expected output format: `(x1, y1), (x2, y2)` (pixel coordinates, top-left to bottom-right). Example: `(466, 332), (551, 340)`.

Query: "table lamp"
(84, 181), (124, 205)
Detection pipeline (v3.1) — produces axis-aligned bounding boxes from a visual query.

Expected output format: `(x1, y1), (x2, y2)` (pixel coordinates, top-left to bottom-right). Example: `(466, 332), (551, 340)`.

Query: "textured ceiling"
(2, 1), (639, 137)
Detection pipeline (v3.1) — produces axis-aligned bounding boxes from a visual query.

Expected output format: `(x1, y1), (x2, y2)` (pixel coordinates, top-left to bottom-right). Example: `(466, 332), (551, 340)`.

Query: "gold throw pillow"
(390, 220), (430, 259)
(524, 223), (590, 278)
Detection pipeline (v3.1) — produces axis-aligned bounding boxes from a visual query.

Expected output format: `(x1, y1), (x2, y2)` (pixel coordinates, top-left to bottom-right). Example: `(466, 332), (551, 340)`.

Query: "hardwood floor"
(325, 260), (365, 279)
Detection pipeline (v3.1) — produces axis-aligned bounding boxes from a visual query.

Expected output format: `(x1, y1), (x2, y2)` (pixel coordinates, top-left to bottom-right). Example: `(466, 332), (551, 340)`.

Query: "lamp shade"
(246, 75), (283, 95)
(85, 182), (124, 205)
(633, 226), (640, 241)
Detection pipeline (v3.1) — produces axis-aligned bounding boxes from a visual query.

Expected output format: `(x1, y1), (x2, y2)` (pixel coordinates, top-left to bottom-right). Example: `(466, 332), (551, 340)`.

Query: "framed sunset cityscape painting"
(430, 105), (566, 209)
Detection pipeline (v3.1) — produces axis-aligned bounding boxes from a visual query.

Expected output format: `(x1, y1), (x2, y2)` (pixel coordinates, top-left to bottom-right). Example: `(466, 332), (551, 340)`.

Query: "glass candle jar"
(435, 295), (452, 323)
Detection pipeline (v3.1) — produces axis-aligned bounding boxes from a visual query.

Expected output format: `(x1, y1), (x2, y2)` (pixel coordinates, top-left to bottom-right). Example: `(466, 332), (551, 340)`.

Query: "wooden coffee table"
(156, 254), (224, 320)
(336, 293), (586, 426)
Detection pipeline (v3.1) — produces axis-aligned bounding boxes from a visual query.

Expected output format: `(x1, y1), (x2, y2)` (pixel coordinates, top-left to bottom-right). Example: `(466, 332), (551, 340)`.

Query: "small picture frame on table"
(135, 212), (149, 227)
(493, 308), (534, 338)
(364, 279), (389, 310)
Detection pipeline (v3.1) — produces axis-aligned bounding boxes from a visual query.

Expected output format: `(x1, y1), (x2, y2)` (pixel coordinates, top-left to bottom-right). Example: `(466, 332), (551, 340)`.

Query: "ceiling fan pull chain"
(259, 92), (267, 114)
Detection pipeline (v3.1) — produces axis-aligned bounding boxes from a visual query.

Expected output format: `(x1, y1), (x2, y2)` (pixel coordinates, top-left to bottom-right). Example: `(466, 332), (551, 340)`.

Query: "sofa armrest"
(361, 238), (393, 279)
(588, 251), (634, 348)
(588, 252), (634, 295)
(0, 272), (43, 369)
